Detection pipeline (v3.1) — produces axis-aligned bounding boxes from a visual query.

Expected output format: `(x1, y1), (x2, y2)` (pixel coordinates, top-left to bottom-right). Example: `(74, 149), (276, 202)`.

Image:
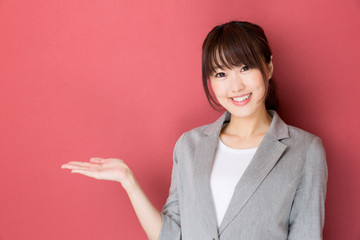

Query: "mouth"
(231, 93), (252, 102)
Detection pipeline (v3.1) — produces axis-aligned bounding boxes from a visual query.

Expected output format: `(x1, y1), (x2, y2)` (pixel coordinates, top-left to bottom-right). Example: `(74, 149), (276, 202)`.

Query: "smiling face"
(202, 21), (277, 111)
(210, 63), (272, 118)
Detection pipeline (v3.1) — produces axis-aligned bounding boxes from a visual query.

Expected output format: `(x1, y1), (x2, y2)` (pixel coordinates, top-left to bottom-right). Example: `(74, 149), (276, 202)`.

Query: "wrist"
(121, 170), (139, 193)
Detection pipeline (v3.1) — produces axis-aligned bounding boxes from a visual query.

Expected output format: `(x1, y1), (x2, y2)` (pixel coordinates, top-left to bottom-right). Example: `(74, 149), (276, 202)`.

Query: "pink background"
(1, 0), (359, 239)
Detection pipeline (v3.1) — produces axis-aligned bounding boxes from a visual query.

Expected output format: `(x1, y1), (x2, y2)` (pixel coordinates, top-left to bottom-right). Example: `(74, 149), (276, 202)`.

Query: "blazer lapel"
(218, 110), (290, 234)
(192, 110), (289, 235)
(192, 111), (230, 234)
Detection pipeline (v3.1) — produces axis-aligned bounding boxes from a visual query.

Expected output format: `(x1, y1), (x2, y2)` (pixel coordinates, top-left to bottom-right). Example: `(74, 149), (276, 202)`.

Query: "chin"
(225, 106), (264, 118)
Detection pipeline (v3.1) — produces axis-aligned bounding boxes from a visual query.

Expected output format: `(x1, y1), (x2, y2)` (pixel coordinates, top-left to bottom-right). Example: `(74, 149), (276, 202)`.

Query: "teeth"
(233, 93), (251, 102)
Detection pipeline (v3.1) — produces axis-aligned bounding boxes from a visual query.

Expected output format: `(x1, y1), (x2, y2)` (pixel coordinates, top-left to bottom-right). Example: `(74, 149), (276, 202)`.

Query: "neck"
(224, 107), (273, 138)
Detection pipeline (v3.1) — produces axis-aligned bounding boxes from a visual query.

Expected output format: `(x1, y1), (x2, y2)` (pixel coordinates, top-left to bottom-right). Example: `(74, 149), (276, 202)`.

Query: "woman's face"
(209, 62), (272, 119)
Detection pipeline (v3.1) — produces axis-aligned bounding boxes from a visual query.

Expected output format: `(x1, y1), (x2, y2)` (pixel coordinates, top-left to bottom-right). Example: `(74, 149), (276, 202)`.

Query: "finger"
(65, 161), (99, 168)
(61, 164), (98, 170)
(90, 157), (108, 164)
(71, 169), (99, 179)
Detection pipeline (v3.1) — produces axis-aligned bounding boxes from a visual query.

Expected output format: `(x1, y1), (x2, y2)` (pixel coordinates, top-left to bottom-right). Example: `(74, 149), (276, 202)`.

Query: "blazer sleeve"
(158, 133), (184, 240)
(288, 136), (328, 240)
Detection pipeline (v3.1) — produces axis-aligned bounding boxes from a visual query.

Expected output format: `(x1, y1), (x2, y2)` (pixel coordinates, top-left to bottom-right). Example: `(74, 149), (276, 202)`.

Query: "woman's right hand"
(61, 158), (135, 190)
(62, 157), (162, 240)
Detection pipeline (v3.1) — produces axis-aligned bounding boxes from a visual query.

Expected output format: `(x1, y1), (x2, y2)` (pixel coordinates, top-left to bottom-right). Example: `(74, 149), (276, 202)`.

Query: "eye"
(215, 72), (226, 78)
(240, 65), (250, 72)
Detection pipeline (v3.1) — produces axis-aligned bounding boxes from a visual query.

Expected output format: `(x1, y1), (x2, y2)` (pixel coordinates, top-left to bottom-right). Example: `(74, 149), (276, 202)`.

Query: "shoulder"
(269, 110), (326, 162)
(286, 124), (325, 154)
(268, 110), (321, 146)
(271, 114), (327, 186)
(171, 122), (215, 164)
(282, 124), (327, 172)
(268, 110), (323, 148)
(174, 111), (228, 148)
(184, 123), (212, 139)
(174, 122), (214, 150)
(287, 125), (321, 144)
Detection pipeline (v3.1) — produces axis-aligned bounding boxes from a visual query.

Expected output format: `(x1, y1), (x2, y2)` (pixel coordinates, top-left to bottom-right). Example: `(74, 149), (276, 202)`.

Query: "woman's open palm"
(61, 158), (133, 185)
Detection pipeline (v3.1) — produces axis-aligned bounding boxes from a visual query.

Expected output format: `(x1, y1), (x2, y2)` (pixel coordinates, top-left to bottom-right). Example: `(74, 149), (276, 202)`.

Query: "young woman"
(61, 21), (328, 240)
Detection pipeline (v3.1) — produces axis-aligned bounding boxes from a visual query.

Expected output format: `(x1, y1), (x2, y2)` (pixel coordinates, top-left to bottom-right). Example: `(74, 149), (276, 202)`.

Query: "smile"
(232, 93), (252, 102)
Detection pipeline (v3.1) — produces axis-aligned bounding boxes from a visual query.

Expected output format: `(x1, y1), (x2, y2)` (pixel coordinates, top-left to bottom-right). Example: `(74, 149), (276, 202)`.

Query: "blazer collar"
(194, 110), (290, 235)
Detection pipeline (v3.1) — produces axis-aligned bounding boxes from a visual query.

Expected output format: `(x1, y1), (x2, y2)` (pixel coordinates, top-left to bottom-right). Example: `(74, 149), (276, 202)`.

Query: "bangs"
(203, 24), (264, 78)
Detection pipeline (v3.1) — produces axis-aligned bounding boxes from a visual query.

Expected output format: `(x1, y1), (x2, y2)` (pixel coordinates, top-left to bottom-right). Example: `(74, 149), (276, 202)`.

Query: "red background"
(1, 0), (359, 239)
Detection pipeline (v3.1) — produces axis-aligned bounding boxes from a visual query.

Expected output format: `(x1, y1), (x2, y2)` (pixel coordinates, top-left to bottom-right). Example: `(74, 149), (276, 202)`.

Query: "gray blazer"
(159, 110), (328, 240)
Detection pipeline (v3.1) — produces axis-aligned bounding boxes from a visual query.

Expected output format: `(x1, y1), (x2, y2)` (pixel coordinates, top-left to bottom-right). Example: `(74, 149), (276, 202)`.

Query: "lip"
(230, 93), (252, 98)
(230, 92), (252, 106)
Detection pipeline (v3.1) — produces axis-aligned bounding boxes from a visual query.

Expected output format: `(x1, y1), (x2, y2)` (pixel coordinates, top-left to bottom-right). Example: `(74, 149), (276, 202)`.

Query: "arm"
(158, 133), (184, 240)
(61, 134), (185, 240)
(288, 137), (328, 240)
(61, 158), (161, 240)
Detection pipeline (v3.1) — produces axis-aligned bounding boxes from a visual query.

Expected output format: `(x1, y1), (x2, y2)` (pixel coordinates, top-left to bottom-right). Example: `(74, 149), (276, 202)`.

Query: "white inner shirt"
(210, 138), (257, 227)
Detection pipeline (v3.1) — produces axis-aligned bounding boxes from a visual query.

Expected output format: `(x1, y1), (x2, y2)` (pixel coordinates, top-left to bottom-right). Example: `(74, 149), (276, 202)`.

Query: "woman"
(62, 21), (328, 240)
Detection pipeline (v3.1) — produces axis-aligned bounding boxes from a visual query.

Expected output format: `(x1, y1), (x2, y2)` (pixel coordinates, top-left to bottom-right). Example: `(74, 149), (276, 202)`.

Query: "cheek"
(210, 81), (227, 97)
(245, 72), (266, 90)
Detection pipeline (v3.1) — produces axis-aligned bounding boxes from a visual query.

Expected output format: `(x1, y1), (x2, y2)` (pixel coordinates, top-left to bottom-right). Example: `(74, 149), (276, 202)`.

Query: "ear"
(267, 55), (274, 80)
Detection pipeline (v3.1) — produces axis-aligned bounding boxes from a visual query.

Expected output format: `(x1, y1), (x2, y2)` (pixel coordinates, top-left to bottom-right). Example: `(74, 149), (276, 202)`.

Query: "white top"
(210, 138), (257, 227)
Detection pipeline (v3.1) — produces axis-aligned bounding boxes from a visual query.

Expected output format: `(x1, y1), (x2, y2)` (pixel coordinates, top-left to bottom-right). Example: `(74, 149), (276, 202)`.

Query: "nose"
(230, 71), (245, 93)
